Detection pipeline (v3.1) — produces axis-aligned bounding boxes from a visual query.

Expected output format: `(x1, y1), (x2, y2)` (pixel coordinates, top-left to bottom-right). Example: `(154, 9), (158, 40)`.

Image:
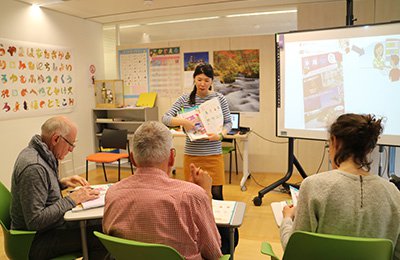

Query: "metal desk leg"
(239, 138), (249, 191)
(80, 220), (89, 260)
(229, 227), (235, 260)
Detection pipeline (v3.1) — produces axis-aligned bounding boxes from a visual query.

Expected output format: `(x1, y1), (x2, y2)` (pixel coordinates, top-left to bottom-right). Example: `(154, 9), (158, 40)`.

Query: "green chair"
(261, 230), (393, 260)
(94, 231), (231, 260)
(222, 138), (238, 184)
(0, 181), (81, 260)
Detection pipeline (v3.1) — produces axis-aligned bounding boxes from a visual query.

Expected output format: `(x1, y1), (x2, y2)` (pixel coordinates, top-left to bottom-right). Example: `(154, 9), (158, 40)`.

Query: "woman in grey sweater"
(280, 113), (400, 259)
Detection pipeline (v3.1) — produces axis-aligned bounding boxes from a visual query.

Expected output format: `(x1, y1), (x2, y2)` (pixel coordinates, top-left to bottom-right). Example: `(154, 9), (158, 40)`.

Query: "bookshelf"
(93, 107), (158, 134)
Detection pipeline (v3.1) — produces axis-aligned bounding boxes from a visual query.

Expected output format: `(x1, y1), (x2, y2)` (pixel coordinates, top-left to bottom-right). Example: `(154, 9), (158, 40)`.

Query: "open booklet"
(212, 199), (237, 225)
(71, 184), (112, 212)
(270, 186), (299, 227)
(178, 97), (223, 141)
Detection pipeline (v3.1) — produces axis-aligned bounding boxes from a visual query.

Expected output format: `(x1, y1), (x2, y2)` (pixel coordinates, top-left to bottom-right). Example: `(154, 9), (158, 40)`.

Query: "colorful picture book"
(270, 186), (299, 227)
(179, 97), (223, 141)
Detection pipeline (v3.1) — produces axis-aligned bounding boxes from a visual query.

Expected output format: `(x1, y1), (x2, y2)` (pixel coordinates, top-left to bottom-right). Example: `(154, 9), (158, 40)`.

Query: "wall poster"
(213, 49), (260, 112)
(149, 47), (181, 98)
(118, 48), (149, 98)
(0, 38), (75, 120)
(183, 52), (209, 94)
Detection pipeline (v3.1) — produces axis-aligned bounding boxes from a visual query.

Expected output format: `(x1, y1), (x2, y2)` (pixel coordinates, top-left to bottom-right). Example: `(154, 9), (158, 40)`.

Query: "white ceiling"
(15, 0), (342, 44)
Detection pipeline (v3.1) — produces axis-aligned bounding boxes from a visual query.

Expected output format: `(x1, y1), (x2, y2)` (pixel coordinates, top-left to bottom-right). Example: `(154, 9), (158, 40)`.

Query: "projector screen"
(276, 22), (400, 146)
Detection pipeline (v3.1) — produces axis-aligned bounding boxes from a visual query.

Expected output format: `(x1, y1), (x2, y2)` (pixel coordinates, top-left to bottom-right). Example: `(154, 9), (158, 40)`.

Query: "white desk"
(222, 201), (246, 259)
(171, 130), (250, 191)
(64, 201), (246, 260)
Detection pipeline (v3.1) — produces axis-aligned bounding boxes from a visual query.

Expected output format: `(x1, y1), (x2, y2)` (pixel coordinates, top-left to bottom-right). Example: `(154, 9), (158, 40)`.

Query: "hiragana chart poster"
(149, 47), (181, 97)
(0, 38), (75, 120)
(118, 48), (149, 98)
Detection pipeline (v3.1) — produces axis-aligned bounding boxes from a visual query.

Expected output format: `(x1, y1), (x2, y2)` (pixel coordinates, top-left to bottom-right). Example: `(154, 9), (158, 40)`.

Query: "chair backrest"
(94, 231), (184, 260)
(221, 138), (236, 153)
(0, 181), (11, 229)
(1, 181), (80, 260)
(100, 129), (128, 150)
(0, 181), (37, 260)
(283, 231), (393, 260)
(222, 138), (233, 143)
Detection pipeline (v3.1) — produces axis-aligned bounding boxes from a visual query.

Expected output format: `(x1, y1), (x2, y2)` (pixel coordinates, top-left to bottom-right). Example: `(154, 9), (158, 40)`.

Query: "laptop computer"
(228, 112), (240, 135)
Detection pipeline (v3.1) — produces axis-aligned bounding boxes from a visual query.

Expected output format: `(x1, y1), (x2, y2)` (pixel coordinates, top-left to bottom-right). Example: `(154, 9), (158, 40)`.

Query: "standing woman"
(162, 63), (232, 200)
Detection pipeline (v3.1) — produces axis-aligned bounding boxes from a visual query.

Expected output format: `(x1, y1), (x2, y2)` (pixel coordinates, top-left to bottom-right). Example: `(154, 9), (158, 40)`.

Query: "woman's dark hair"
(189, 63), (214, 105)
(329, 113), (383, 171)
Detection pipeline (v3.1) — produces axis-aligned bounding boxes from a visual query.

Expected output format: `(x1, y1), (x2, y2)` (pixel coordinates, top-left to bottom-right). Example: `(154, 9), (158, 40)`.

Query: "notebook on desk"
(71, 184), (112, 212)
(212, 199), (237, 225)
(227, 112), (240, 135)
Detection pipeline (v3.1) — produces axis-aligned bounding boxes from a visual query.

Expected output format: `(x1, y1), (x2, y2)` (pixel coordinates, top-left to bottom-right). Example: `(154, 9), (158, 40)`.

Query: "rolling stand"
(378, 145), (384, 177)
(253, 138), (308, 206)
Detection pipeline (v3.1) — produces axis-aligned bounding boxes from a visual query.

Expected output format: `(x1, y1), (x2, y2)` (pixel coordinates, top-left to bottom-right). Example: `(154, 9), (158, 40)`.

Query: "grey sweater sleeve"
(17, 165), (75, 231)
(280, 177), (318, 248)
(280, 217), (294, 248)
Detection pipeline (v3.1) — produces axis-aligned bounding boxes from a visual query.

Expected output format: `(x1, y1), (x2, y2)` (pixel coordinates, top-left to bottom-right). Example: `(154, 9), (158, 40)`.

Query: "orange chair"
(86, 129), (134, 182)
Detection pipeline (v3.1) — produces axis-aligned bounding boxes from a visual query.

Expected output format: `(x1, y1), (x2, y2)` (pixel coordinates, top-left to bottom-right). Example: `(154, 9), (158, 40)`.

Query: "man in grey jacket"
(11, 116), (106, 259)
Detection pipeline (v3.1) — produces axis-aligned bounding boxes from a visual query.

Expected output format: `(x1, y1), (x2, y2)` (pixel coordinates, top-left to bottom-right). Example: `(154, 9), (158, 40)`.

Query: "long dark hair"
(189, 63), (214, 105)
(329, 113), (383, 171)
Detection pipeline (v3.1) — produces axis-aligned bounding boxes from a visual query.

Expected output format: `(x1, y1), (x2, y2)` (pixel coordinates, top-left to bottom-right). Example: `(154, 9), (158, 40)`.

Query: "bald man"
(11, 116), (106, 259)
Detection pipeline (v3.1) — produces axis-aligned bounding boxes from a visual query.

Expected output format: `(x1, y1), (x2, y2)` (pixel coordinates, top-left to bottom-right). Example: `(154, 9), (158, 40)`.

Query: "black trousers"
(29, 220), (107, 260)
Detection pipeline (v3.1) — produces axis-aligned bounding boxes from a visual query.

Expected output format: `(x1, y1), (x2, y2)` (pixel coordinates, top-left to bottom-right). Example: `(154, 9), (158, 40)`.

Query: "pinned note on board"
(136, 92), (157, 107)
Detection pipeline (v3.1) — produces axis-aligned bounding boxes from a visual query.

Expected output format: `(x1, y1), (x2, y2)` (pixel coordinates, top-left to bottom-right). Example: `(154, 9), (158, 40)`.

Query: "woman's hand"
(182, 119), (195, 132)
(60, 175), (89, 188)
(282, 204), (296, 220)
(207, 132), (221, 141)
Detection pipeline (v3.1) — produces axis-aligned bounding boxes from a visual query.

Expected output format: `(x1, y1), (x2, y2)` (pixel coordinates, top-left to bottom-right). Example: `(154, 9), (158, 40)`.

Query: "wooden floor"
(0, 167), (303, 260)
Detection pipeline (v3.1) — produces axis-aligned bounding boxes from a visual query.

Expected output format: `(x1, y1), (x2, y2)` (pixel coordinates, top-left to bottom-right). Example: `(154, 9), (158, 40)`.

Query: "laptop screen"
(230, 113), (240, 130)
